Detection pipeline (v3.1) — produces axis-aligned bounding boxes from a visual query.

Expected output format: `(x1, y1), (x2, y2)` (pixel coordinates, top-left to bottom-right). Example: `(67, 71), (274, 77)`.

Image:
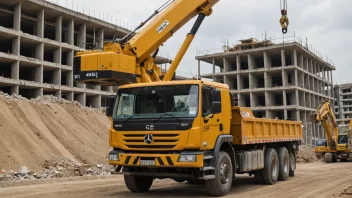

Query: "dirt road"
(1, 162), (352, 198)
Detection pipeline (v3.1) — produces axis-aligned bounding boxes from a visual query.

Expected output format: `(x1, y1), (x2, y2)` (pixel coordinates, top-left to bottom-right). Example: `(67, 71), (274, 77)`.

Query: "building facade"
(0, 0), (170, 108)
(334, 83), (352, 131)
(196, 39), (335, 145)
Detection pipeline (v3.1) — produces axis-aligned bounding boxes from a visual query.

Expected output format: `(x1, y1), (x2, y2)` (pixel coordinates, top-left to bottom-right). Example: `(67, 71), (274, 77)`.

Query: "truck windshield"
(315, 140), (326, 146)
(113, 85), (199, 119)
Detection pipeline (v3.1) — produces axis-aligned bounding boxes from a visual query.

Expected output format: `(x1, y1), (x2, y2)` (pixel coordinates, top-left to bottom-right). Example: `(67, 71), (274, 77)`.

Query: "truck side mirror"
(106, 95), (116, 117)
(211, 89), (222, 114)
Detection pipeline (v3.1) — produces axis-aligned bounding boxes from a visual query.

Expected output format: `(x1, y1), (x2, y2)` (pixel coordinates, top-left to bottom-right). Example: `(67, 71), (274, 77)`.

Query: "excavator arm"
(73, 0), (219, 86)
(312, 99), (338, 151)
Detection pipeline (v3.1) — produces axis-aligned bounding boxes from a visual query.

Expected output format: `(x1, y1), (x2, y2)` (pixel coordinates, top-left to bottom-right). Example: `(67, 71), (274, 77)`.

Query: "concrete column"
(264, 52), (272, 68)
(11, 85), (19, 95)
(92, 95), (102, 108)
(67, 71), (73, 87)
(299, 54), (304, 68)
(68, 50), (74, 66)
(330, 71), (334, 97)
(11, 61), (19, 80)
(248, 54), (255, 69)
(14, 3), (21, 31)
(55, 90), (61, 98)
(237, 74), (243, 90)
(212, 59), (215, 81)
(197, 60), (201, 79)
(67, 19), (74, 45)
(249, 73), (257, 89)
(77, 93), (86, 106)
(296, 90), (300, 106)
(223, 58), (230, 72)
(53, 68), (61, 85)
(54, 47), (61, 64)
(76, 82), (86, 89)
(37, 9), (44, 38)
(35, 65), (43, 83)
(281, 49), (286, 66)
(282, 70), (288, 86)
(34, 88), (43, 98)
(12, 37), (20, 55)
(236, 56), (241, 71)
(293, 50), (298, 66)
(97, 28), (104, 48)
(294, 70), (298, 86)
(35, 43), (44, 60)
(78, 23), (86, 48)
(264, 72), (272, 88)
(56, 16), (62, 42)
(66, 92), (74, 101)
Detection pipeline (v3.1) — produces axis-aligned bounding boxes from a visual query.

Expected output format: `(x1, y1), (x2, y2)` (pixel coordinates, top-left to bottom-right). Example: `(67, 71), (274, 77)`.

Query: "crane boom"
(73, 0), (219, 86)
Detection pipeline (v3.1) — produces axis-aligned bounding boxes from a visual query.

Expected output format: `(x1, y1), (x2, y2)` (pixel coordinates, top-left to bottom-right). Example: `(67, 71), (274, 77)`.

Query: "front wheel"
(123, 168), (153, 193)
(205, 151), (233, 197)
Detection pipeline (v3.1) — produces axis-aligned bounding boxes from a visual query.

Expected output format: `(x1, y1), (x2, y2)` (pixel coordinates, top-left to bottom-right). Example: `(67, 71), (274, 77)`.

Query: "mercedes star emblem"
(144, 134), (154, 144)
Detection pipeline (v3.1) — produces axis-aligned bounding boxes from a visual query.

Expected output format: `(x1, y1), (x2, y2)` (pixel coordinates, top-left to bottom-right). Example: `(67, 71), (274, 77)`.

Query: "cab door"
(201, 86), (223, 150)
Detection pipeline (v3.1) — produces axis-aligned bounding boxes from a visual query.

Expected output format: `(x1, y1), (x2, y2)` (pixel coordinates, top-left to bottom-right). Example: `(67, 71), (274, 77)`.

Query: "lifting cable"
(280, 0), (289, 34)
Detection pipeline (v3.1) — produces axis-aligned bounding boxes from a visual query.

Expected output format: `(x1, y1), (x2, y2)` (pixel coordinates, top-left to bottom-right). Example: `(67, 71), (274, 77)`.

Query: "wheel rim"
(220, 162), (229, 184)
(271, 157), (277, 178)
(284, 156), (289, 173)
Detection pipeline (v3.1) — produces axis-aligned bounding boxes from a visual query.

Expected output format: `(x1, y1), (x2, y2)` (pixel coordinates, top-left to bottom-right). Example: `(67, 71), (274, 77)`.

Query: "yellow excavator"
(312, 100), (352, 162)
(314, 139), (326, 158)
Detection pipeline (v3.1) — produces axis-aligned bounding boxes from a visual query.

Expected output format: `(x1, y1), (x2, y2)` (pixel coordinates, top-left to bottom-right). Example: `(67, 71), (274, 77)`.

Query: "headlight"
(178, 155), (197, 162)
(109, 153), (119, 161)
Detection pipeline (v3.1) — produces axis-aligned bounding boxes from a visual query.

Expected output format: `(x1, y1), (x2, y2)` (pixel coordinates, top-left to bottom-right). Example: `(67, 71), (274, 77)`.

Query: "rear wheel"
(277, 147), (289, 181)
(332, 153), (338, 163)
(289, 152), (296, 177)
(262, 148), (279, 185)
(324, 153), (333, 163)
(205, 151), (233, 197)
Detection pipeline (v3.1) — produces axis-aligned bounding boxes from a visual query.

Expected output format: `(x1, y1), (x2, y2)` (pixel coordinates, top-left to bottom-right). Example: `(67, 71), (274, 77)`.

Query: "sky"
(54, 0), (352, 84)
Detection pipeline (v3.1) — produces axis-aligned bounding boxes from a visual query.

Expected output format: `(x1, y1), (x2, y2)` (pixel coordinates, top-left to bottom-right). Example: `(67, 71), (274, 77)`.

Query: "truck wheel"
(187, 178), (204, 185)
(254, 170), (264, 184)
(289, 152), (296, 177)
(124, 175), (153, 193)
(262, 148), (279, 185)
(324, 153), (332, 163)
(332, 153), (338, 163)
(277, 147), (289, 181)
(205, 151), (233, 197)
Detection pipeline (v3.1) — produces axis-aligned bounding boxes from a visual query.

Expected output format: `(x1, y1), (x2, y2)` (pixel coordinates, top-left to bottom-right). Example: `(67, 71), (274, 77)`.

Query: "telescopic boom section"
(313, 100), (338, 150)
(73, 0), (219, 86)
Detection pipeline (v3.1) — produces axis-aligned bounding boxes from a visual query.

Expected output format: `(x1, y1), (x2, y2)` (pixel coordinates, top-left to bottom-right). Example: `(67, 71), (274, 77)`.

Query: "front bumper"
(108, 150), (204, 168)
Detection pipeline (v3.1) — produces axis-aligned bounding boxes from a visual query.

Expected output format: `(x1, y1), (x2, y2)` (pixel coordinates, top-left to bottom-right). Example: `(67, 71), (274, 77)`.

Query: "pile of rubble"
(0, 157), (115, 182)
(296, 145), (318, 163)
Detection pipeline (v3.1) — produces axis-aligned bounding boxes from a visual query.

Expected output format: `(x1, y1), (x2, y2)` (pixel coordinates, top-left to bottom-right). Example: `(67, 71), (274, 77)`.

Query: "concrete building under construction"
(196, 38), (335, 144)
(0, 0), (170, 108)
(334, 83), (352, 130)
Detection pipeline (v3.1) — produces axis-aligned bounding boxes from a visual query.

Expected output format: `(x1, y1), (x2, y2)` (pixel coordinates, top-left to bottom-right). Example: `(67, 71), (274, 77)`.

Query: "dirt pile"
(0, 156), (114, 181)
(331, 186), (352, 197)
(297, 145), (318, 163)
(0, 92), (110, 172)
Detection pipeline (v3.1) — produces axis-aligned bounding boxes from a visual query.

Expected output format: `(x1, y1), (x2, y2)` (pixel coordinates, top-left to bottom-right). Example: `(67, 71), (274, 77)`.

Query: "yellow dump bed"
(230, 107), (303, 145)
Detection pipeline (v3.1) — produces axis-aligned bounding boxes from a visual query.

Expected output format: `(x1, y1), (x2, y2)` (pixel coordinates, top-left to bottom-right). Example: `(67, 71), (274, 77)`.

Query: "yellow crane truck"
(73, 0), (301, 196)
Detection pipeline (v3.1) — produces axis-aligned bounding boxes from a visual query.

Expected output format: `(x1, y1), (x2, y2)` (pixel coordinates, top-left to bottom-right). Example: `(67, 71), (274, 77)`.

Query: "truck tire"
(254, 170), (264, 184)
(332, 153), (338, 163)
(262, 148), (279, 185)
(324, 153), (332, 163)
(277, 147), (289, 181)
(124, 175), (153, 193)
(289, 152), (295, 177)
(205, 151), (233, 197)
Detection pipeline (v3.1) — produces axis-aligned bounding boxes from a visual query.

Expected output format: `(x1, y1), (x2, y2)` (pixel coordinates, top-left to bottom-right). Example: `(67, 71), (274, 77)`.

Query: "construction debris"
(0, 157), (114, 182)
(297, 145), (318, 163)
